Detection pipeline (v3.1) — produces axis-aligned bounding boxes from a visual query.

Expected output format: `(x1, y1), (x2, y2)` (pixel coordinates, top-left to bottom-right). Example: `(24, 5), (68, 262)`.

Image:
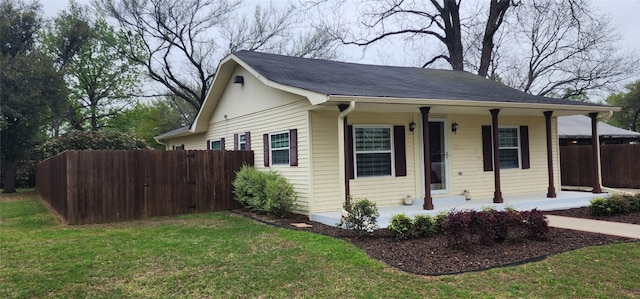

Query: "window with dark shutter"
(482, 126), (493, 171)
(393, 125), (407, 176)
(520, 126), (530, 169)
(289, 129), (298, 166)
(346, 125), (354, 179)
(263, 134), (270, 167)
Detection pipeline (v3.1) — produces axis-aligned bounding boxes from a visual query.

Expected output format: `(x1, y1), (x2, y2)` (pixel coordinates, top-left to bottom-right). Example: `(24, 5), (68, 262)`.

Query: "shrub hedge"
(590, 194), (640, 216)
(233, 166), (297, 217)
(387, 208), (549, 248)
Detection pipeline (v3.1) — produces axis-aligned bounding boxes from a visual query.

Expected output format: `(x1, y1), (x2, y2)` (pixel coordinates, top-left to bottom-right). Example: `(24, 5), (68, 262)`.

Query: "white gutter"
(596, 110), (613, 122)
(327, 96), (620, 113)
(339, 101), (356, 119)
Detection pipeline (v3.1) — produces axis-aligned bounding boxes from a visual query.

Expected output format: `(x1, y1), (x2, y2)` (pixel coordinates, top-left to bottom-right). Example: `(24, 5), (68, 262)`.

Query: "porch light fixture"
(233, 75), (244, 85)
(409, 121), (416, 132)
(452, 122), (459, 134)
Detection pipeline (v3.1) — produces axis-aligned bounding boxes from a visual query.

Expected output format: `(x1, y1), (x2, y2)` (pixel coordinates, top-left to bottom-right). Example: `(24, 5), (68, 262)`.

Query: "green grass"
(1, 191), (640, 298)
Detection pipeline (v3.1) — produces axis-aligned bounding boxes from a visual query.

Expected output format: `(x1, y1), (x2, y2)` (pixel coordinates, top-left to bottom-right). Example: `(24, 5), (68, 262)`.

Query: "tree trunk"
(478, 0), (511, 77)
(442, 0), (464, 71)
(2, 156), (17, 193)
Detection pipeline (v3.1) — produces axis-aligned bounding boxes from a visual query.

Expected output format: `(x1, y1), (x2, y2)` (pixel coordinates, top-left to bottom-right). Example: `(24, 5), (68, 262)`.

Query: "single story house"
(156, 50), (618, 216)
(558, 115), (640, 145)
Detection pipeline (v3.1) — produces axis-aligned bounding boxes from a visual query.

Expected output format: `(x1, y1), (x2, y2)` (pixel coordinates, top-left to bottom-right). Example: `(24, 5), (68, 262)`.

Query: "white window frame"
(172, 144), (184, 151)
(353, 125), (394, 178)
(239, 133), (247, 151)
(269, 131), (290, 166)
(497, 126), (520, 169)
(210, 139), (222, 151)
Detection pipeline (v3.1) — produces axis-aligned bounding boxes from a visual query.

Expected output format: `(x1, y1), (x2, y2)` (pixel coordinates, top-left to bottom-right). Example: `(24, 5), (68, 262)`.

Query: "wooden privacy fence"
(560, 144), (640, 189)
(36, 150), (254, 225)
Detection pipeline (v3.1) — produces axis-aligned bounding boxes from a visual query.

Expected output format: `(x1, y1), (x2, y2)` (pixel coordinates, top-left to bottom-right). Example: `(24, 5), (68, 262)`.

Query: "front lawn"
(1, 191), (639, 298)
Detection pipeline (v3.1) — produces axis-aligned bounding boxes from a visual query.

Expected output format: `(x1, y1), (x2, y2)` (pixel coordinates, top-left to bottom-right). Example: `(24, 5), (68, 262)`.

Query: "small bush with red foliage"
(444, 208), (549, 249)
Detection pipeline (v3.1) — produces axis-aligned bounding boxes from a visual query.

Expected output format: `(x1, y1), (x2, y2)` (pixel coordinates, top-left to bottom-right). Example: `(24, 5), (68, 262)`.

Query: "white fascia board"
(327, 95), (620, 113)
(233, 58), (328, 105)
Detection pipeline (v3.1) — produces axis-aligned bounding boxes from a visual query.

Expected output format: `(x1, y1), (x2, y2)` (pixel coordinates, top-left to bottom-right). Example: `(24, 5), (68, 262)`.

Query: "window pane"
(355, 128), (391, 151)
(272, 149), (290, 165)
(499, 149), (519, 169)
(498, 128), (518, 147)
(271, 132), (289, 149)
(356, 153), (392, 177)
(239, 134), (246, 150)
(211, 140), (221, 151)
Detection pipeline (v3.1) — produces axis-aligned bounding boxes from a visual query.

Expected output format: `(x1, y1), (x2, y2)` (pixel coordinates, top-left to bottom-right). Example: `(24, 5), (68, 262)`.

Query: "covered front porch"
(311, 191), (606, 228)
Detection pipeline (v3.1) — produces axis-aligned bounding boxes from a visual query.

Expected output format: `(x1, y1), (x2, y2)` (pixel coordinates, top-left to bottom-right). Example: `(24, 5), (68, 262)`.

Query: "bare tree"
(334, 0), (513, 76)
(96, 0), (340, 119)
(497, 0), (639, 99)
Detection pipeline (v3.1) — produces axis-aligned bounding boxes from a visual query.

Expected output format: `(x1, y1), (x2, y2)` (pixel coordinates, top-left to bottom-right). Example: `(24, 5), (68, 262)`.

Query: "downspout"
(595, 111), (613, 191)
(338, 101), (356, 120)
(339, 101), (355, 206)
(154, 137), (169, 150)
(596, 111), (613, 122)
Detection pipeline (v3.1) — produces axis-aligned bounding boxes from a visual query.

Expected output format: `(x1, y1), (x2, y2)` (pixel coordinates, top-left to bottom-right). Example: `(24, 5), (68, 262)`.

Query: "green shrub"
(265, 176), (298, 218)
(337, 198), (379, 235)
(432, 211), (449, 234)
(233, 166), (289, 215)
(413, 214), (435, 237)
(590, 197), (609, 216)
(590, 194), (638, 216)
(388, 214), (414, 240)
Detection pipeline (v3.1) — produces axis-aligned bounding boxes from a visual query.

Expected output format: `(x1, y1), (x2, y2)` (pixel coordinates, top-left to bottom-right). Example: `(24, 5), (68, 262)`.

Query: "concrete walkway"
(546, 215), (640, 239)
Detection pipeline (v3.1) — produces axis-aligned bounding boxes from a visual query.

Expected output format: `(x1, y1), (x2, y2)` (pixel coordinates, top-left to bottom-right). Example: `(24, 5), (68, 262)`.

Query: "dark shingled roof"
(156, 126), (189, 139)
(234, 50), (606, 107)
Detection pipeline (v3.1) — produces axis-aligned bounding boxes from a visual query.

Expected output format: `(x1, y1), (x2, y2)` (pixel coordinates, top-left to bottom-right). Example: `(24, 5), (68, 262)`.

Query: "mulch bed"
(231, 208), (639, 276)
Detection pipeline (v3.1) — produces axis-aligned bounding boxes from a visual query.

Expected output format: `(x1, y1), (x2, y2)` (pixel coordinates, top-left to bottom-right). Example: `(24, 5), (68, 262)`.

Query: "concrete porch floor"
(311, 191), (608, 228)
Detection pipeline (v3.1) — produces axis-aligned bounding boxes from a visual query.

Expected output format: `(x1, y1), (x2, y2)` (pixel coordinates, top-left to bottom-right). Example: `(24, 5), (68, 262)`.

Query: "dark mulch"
(545, 206), (640, 224)
(231, 209), (639, 276)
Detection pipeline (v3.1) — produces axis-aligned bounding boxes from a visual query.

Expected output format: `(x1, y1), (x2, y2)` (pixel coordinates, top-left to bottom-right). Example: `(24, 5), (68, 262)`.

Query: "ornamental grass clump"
(337, 198), (379, 235)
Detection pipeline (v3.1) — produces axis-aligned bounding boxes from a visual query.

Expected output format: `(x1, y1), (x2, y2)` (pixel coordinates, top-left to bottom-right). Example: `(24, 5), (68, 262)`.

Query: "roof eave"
(190, 54), (328, 135)
(327, 95), (619, 113)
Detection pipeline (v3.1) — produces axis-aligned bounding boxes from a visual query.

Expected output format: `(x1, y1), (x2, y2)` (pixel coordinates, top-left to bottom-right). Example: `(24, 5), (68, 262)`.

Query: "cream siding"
(446, 114), (561, 200)
(347, 112), (417, 208)
(210, 67), (302, 123)
(162, 61), (567, 215)
(166, 68), (314, 215)
(309, 110), (343, 213)
(166, 133), (207, 150)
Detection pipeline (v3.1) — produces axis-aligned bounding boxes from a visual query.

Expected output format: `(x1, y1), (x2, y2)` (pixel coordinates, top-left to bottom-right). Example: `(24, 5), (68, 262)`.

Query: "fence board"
(36, 150), (253, 225)
(560, 144), (640, 189)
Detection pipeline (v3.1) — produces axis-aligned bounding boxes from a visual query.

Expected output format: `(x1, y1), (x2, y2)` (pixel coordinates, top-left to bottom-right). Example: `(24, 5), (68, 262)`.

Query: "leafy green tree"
(106, 99), (189, 150)
(607, 81), (640, 132)
(42, 1), (144, 132)
(0, 0), (67, 193)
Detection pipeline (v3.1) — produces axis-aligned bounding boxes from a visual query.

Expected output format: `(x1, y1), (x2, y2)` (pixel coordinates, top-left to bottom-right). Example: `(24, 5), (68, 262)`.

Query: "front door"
(422, 120), (448, 194)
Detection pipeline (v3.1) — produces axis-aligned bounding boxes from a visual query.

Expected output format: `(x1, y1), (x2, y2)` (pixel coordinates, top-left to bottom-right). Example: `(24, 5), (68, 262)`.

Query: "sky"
(39, 0), (640, 54)
(39, 0), (640, 97)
